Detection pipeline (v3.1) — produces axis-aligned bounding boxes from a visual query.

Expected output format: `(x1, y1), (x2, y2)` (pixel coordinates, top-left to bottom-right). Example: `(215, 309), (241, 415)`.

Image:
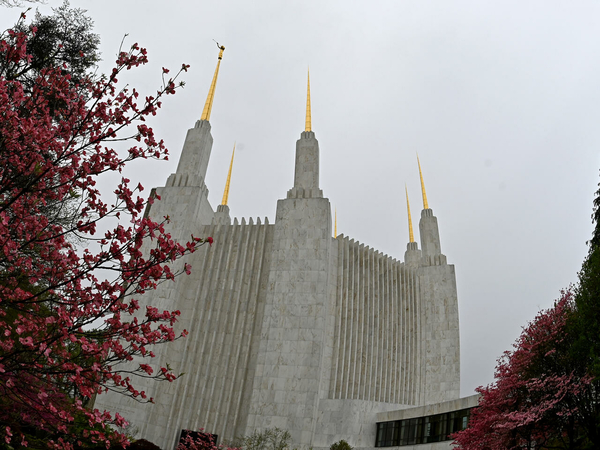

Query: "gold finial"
(334, 208), (337, 238)
(200, 43), (225, 121)
(221, 142), (235, 206)
(405, 185), (415, 243)
(417, 154), (429, 209)
(305, 68), (312, 132)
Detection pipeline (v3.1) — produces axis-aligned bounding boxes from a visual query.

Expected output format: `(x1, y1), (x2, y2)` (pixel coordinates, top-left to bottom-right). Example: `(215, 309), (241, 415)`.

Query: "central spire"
(200, 43), (225, 121)
(305, 69), (312, 132)
(288, 70), (322, 199)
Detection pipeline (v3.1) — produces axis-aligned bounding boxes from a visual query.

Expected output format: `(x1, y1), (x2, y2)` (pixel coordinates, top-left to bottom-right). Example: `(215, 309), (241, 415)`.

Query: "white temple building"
(96, 46), (479, 450)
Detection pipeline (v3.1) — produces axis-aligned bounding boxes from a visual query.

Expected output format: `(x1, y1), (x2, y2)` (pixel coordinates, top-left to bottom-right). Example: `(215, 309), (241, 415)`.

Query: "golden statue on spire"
(201, 42), (225, 121)
(221, 142), (235, 206)
(305, 69), (312, 132)
(405, 185), (415, 243)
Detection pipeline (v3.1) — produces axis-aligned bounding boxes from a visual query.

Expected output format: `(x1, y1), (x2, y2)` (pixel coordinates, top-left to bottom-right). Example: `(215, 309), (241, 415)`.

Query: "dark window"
(423, 413), (444, 443)
(375, 408), (473, 447)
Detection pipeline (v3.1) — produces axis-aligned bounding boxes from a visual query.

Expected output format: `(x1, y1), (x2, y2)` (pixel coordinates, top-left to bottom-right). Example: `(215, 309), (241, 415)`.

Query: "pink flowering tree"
(0, 12), (209, 449)
(177, 430), (240, 450)
(452, 290), (594, 450)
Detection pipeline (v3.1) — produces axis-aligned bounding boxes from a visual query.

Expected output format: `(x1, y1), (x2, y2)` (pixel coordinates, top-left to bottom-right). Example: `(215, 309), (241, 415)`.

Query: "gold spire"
(417, 154), (429, 209)
(200, 43), (225, 121)
(221, 142), (235, 206)
(405, 185), (415, 243)
(305, 68), (312, 132)
(334, 208), (337, 238)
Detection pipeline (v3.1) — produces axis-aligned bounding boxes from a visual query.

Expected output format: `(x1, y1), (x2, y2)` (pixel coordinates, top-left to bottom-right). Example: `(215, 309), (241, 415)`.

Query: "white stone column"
(175, 119), (214, 185)
(418, 264), (460, 404)
(288, 131), (323, 199)
(404, 241), (422, 268)
(418, 209), (441, 258)
(416, 209), (459, 404)
(247, 132), (333, 448)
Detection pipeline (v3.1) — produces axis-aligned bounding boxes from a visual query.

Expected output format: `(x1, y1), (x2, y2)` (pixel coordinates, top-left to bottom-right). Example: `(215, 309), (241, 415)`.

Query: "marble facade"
(95, 71), (462, 450)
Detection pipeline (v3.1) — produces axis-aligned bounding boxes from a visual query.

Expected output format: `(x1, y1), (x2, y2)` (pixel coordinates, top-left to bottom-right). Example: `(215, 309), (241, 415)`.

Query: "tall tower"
(246, 72), (333, 446)
(417, 156), (443, 263)
(93, 44), (229, 446)
(415, 157), (460, 404)
(153, 44), (226, 239)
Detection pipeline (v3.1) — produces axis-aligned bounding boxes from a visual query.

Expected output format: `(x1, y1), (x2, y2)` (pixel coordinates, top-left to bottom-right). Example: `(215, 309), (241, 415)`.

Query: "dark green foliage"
(7, 1), (100, 89)
(589, 172), (600, 250)
(572, 249), (600, 377)
(329, 439), (352, 450)
(566, 171), (600, 448)
(127, 439), (162, 450)
(573, 172), (600, 377)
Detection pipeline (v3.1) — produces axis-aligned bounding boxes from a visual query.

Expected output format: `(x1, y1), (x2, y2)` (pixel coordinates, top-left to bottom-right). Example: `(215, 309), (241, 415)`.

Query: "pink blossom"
(0, 15), (207, 448)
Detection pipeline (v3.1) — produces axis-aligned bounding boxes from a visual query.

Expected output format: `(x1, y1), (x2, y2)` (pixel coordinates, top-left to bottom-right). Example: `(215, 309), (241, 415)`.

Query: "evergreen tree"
(568, 173), (600, 446)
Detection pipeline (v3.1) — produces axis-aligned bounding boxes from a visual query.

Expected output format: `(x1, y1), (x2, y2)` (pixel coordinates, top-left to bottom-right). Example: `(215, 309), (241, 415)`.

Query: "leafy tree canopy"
(3, 1), (100, 92)
(330, 439), (353, 450)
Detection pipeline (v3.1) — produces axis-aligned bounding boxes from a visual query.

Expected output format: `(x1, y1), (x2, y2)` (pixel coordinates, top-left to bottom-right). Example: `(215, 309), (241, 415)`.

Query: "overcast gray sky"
(3, 0), (600, 396)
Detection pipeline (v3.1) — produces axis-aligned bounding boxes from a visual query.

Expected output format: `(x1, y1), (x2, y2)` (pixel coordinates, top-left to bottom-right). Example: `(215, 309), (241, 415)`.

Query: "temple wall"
(329, 237), (422, 406)
(419, 264), (460, 404)
(96, 218), (274, 450)
(93, 114), (461, 450)
(95, 215), (460, 450)
(313, 399), (410, 449)
(245, 196), (334, 448)
(170, 219), (274, 444)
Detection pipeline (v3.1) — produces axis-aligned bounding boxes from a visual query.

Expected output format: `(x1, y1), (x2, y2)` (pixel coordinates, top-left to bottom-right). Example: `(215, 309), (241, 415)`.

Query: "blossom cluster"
(0, 14), (208, 448)
(452, 291), (592, 449)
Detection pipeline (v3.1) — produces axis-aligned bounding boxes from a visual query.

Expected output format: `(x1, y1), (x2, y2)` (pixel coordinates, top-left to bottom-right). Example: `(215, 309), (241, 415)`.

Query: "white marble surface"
(95, 125), (463, 450)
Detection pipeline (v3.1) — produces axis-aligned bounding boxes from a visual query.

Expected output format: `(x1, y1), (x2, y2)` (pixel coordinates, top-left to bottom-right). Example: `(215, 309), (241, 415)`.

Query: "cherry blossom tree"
(176, 429), (241, 450)
(0, 12), (209, 449)
(452, 291), (594, 450)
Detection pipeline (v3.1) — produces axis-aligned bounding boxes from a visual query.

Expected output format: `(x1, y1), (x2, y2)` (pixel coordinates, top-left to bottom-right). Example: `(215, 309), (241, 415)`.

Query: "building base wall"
(313, 399), (411, 449)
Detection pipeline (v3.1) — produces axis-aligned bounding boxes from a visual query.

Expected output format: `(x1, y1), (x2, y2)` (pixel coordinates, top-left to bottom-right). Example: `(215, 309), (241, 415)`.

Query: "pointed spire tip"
(406, 185), (415, 243)
(201, 44), (225, 122)
(305, 69), (312, 132)
(221, 142), (235, 206)
(417, 154), (429, 210)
